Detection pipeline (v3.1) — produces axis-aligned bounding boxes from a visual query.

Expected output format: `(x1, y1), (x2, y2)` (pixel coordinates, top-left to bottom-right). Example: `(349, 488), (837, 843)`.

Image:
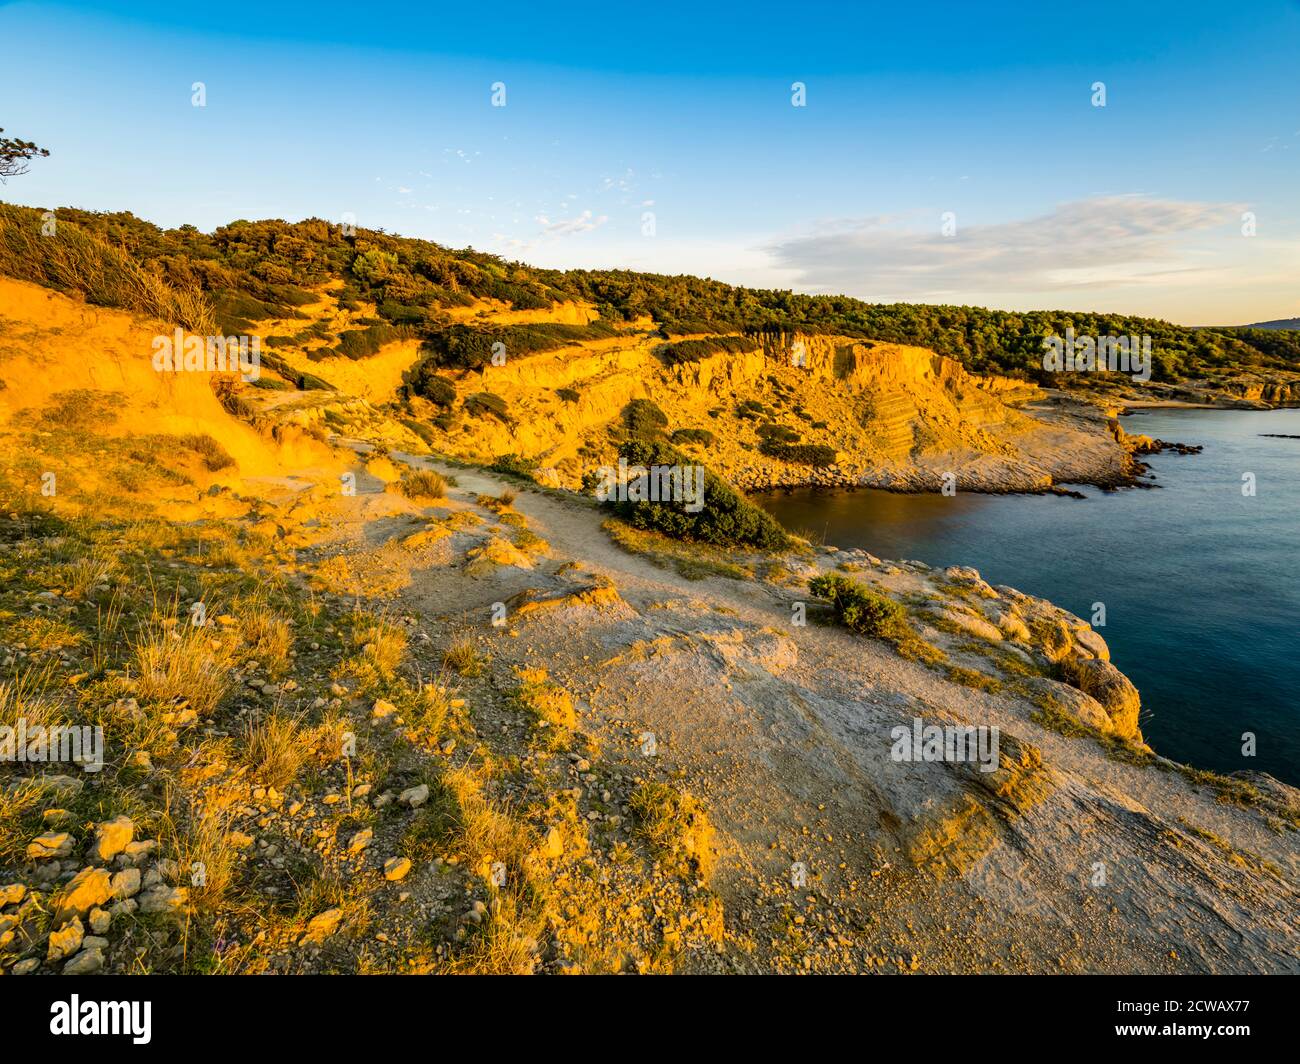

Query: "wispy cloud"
(535, 210), (608, 237)
(765, 195), (1244, 302)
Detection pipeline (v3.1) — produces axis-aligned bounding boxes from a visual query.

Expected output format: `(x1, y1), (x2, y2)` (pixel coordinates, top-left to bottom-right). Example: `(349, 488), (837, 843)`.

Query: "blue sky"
(2, 0), (1297, 323)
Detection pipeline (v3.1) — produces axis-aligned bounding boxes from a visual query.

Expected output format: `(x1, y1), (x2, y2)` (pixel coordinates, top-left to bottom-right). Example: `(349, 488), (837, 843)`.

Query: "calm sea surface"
(757, 408), (1300, 785)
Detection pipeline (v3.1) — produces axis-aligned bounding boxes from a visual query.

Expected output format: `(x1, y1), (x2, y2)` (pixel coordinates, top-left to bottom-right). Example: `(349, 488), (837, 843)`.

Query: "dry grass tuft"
(131, 621), (235, 717)
(394, 469), (447, 500)
(441, 636), (485, 677)
(243, 712), (312, 788)
(240, 606), (293, 676)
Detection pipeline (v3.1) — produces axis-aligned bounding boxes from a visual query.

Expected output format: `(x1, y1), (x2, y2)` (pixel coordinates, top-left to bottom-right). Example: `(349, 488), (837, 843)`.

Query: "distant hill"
(1244, 318), (1300, 331)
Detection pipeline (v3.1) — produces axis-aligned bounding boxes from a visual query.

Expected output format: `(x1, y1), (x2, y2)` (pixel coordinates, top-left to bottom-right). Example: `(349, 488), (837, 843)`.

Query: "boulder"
(92, 816), (135, 863)
(53, 867), (113, 925)
(398, 783), (429, 808)
(27, 832), (74, 860)
(47, 916), (84, 962)
(137, 885), (188, 915)
(110, 868), (142, 899)
(1033, 680), (1114, 733)
(62, 946), (105, 975)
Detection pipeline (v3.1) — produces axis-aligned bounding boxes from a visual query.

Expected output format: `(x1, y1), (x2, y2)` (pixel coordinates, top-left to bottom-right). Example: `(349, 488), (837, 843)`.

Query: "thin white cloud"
(765, 195), (1244, 302)
(534, 210), (608, 237)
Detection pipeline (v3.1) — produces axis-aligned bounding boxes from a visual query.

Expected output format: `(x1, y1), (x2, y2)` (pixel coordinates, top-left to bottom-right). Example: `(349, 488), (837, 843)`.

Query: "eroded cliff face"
(257, 309), (1129, 494)
(0, 278), (337, 481)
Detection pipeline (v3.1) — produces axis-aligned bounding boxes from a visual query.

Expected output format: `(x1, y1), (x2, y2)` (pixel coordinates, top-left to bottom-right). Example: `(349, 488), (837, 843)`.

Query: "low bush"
(808, 573), (907, 639)
(408, 361), (457, 406)
(656, 335), (757, 365)
(756, 422), (800, 444)
(759, 440), (837, 466)
(179, 434), (236, 472)
(490, 454), (539, 478)
(420, 322), (619, 370)
(623, 398), (668, 439)
(669, 427), (715, 446)
(735, 399), (772, 420)
(329, 323), (415, 360)
(464, 392), (511, 424)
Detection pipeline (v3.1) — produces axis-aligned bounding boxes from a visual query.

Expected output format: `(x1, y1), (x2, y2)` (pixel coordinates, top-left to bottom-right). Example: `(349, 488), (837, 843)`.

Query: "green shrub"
(735, 399), (771, 421)
(657, 335), (757, 365)
(378, 300), (431, 325)
(605, 438), (789, 551)
(808, 574), (906, 638)
(408, 362), (456, 406)
(329, 323), (414, 360)
(623, 398), (668, 439)
(490, 453), (540, 478)
(670, 427), (715, 446)
(420, 322), (619, 370)
(351, 248), (399, 284)
(399, 417), (439, 446)
(756, 422), (800, 444)
(759, 440), (837, 466)
(464, 392), (511, 424)
(556, 388), (580, 403)
(212, 289), (298, 333)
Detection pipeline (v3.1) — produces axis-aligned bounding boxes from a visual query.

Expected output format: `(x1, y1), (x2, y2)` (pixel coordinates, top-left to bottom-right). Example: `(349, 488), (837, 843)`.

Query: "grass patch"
(442, 636), (486, 677)
(629, 781), (715, 880)
(394, 469), (448, 500)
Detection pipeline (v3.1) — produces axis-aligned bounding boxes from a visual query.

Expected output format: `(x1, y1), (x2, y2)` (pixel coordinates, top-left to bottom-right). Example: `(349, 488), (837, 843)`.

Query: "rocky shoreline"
(732, 400), (1209, 499)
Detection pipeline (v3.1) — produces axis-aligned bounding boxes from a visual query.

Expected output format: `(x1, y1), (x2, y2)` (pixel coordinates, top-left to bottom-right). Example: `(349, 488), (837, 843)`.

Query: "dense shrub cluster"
(464, 392), (511, 424)
(490, 453), (540, 478)
(669, 427), (715, 446)
(605, 438), (789, 551)
(735, 399), (773, 421)
(420, 322), (620, 370)
(327, 323), (415, 360)
(408, 362), (456, 406)
(758, 440), (837, 466)
(656, 335), (757, 365)
(623, 398), (668, 439)
(756, 423), (800, 444)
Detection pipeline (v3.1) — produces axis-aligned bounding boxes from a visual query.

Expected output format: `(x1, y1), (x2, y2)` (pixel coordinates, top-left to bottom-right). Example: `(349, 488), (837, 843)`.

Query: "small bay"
(757, 407), (1300, 785)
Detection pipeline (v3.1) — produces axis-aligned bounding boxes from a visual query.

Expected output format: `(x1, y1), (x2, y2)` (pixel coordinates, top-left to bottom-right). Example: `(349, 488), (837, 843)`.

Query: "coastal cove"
(757, 407), (1300, 786)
